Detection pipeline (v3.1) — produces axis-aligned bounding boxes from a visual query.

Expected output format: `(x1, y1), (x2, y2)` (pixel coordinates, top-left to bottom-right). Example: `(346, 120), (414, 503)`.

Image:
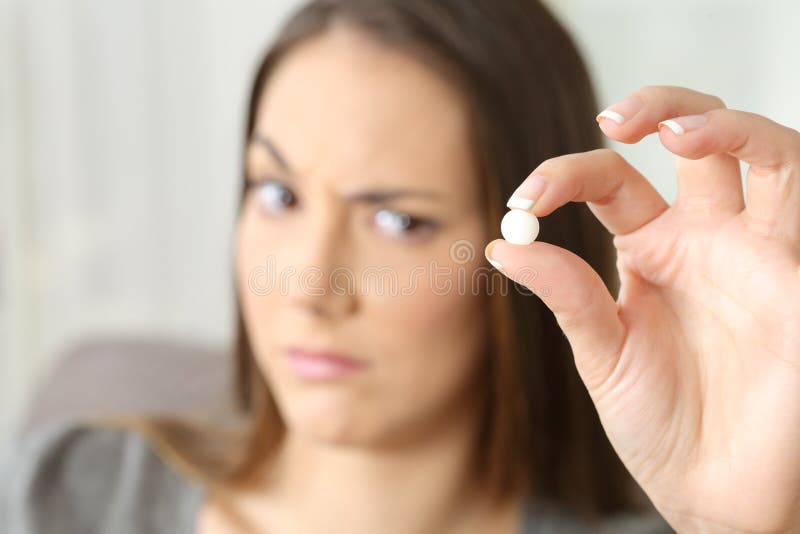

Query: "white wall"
(2, 0), (799, 441)
(0, 0), (305, 440)
(544, 0), (800, 203)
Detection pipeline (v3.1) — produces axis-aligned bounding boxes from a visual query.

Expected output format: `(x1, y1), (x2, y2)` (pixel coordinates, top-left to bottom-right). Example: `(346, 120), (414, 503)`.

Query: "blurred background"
(2, 0), (799, 442)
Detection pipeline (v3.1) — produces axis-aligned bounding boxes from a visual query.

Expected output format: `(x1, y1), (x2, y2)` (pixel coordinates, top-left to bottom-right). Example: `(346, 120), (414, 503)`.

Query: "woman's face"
(236, 24), (489, 448)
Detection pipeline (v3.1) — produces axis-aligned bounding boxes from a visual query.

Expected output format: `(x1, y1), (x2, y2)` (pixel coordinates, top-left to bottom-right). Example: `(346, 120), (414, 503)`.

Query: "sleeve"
(597, 512), (675, 533)
(522, 497), (675, 533)
(0, 422), (141, 534)
(0, 432), (19, 530)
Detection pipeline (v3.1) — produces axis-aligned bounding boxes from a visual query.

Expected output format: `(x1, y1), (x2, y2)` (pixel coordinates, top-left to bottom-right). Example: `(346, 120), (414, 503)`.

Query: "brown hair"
(105, 0), (652, 521)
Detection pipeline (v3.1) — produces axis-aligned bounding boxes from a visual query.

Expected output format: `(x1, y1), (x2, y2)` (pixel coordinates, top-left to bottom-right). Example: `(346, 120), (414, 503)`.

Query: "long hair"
(103, 0), (651, 521)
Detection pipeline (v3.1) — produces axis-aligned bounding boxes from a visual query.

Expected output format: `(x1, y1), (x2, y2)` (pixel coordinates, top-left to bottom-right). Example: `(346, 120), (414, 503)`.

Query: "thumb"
(485, 238), (626, 391)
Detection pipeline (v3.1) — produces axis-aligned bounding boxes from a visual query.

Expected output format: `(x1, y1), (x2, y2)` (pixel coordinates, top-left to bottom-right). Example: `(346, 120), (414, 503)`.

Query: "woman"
(3, 1), (800, 533)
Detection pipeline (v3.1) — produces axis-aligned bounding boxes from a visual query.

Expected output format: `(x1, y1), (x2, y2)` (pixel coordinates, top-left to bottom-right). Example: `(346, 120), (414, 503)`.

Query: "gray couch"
(22, 336), (235, 433)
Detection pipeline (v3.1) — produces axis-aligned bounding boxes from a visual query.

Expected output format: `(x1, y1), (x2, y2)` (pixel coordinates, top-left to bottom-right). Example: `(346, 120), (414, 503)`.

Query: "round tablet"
(501, 209), (540, 245)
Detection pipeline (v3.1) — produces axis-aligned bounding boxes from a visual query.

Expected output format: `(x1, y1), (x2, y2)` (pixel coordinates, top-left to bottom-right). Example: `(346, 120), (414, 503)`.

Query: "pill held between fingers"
(501, 209), (539, 245)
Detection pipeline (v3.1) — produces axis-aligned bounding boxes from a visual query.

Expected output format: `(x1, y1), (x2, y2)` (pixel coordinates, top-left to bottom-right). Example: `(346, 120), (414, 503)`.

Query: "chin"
(283, 391), (377, 447)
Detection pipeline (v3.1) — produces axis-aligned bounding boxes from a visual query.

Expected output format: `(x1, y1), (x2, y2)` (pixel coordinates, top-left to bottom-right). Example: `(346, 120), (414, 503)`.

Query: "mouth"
(286, 346), (368, 380)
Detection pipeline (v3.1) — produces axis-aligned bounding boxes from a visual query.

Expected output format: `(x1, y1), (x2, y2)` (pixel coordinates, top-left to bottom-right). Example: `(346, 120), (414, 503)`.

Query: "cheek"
(364, 261), (489, 401)
(234, 211), (282, 351)
(235, 203), (293, 303)
(235, 212), (264, 306)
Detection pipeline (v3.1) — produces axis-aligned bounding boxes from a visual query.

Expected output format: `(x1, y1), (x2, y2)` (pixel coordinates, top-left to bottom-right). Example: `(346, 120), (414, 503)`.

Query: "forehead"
(251, 23), (478, 202)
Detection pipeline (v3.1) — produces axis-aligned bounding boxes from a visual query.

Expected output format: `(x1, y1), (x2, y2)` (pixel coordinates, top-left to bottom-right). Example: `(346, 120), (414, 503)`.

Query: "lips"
(286, 347), (367, 380)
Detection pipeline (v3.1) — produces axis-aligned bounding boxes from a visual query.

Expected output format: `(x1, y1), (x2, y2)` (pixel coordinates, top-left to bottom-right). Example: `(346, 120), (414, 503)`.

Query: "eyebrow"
(343, 189), (443, 203)
(250, 133), (293, 175)
(249, 133), (445, 204)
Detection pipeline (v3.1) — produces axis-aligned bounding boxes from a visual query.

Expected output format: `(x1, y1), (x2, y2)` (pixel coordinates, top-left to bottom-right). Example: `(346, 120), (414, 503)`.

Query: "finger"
(508, 149), (668, 236)
(657, 109), (800, 244)
(597, 85), (744, 215)
(484, 239), (625, 391)
(595, 85), (725, 143)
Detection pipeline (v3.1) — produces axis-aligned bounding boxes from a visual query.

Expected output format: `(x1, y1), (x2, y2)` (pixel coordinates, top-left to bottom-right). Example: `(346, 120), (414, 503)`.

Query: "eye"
(373, 208), (437, 239)
(252, 180), (297, 214)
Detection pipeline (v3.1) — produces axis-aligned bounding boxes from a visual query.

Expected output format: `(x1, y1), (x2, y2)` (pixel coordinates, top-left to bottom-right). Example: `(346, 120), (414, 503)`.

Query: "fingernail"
(507, 175), (547, 211)
(484, 242), (502, 270)
(488, 259), (503, 271)
(596, 94), (644, 125)
(658, 114), (708, 135)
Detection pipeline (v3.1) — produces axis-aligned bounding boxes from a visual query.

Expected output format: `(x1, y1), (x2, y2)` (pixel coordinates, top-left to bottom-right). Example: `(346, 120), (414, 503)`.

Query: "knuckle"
(593, 147), (624, 165)
(628, 85), (656, 105)
(699, 91), (727, 110)
(706, 107), (728, 120)
(632, 84), (679, 103)
(591, 148), (632, 175)
(633, 84), (660, 99)
(787, 127), (800, 154)
(632, 85), (727, 110)
(534, 149), (629, 185)
(535, 153), (576, 176)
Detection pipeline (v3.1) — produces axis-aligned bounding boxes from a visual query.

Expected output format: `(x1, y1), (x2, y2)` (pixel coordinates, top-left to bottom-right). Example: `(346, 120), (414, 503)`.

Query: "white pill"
(501, 209), (539, 245)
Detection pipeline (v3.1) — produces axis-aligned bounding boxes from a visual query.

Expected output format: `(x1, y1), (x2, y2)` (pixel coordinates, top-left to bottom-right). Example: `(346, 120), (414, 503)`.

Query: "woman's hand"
(485, 86), (800, 533)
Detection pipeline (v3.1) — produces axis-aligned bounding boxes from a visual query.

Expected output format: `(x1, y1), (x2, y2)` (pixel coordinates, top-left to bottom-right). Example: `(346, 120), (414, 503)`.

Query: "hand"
(485, 86), (800, 533)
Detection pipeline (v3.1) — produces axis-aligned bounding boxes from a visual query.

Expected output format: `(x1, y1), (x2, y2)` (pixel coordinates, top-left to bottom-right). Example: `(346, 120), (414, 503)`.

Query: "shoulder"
(595, 511), (674, 533)
(521, 499), (674, 533)
(0, 422), (203, 534)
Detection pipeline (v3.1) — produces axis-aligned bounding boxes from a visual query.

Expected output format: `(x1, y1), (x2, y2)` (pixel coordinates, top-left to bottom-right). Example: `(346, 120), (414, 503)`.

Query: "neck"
(231, 388), (519, 534)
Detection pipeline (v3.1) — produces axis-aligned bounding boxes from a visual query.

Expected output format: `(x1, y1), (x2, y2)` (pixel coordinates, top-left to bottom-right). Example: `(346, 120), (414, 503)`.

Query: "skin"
(488, 86), (800, 533)
(198, 23), (519, 534)
(196, 17), (800, 534)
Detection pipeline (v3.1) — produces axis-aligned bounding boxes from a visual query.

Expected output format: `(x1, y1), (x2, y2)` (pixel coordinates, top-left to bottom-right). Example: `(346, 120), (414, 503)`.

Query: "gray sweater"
(0, 423), (674, 533)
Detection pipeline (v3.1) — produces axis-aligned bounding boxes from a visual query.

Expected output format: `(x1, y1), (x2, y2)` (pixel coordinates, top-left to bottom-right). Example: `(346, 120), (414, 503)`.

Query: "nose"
(285, 210), (358, 319)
